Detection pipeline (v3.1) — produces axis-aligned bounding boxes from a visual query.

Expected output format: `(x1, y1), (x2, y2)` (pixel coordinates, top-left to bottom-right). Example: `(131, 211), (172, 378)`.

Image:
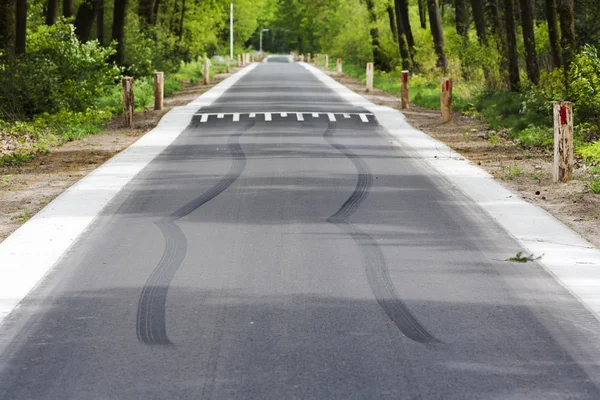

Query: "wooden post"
(314, 54), (319, 65)
(307, 53), (311, 64)
(441, 78), (452, 123)
(366, 63), (374, 92)
(203, 59), (210, 85)
(122, 77), (134, 128)
(153, 72), (163, 111)
(299, 54), (304, 62)
(324, 54), (329, 70)
(226, 56), (230, 73)
(553, 101), (574, 183)
(237, 54), (242, 67)
(337, 58), (342, 73)
(401, 70), (409, 109)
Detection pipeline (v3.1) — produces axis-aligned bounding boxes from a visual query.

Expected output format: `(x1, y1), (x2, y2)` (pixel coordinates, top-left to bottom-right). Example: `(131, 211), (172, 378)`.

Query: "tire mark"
(323, 121), (440, 344)
(137, 121), (255, 345)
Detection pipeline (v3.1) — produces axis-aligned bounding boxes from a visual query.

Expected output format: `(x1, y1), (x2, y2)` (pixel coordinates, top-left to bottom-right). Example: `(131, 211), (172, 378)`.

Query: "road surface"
(1, 56), (600, 399)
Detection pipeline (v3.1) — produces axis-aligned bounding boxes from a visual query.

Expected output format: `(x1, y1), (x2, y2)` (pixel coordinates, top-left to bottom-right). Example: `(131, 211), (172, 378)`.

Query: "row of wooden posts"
(303, 53), (574, 184)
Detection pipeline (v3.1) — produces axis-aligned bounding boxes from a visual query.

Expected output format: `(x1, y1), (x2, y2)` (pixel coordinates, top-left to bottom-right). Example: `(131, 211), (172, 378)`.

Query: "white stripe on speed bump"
(200, 114), (209, 123)
(265, 113), (272, 121)
(359, 114), (369, 123)
(233, 113), (240, 122)
(297, 113), (304, 121)
(328, 113), (336, 122)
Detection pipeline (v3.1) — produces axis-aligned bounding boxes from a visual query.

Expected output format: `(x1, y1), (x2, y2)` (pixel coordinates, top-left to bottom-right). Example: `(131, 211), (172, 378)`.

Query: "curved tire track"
(323, 121), (440, 344)
(136, 121), (255, 345)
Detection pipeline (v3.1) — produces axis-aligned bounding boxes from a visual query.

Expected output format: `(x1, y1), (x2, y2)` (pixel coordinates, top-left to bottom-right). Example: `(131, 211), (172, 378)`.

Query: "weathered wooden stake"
(440, 78), (452, 123)
(122, 77), (134, 128)
(314, 54), (319, 65)
(307, 53), (311, 64)
(337, 58), (342, 73)
(203, 59), (210, 85)
(153, 72), (163, 111)
(401, 70), (409, 109)
(324, 54), (329, 70)
(553, 101), (574, 183)
(237, 54), (242, 67)
(226, 56), (230, 73)
(366, 63), (374, 92)
(299, 54), (304, 62)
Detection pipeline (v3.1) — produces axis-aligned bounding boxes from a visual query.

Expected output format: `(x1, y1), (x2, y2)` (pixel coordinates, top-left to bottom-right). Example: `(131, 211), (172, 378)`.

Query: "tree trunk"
(427, 0), (448, 71)
(503, 0), (520, 90)
(519, 0), (539, 84)
(96, 0), (104, 44)
(63, 0), (74, 17)
(151, 0), (160, 24)
(46, 0), (59, 25)
(397, 0), (415, 50)
(545, 0), (562, 69)
(418, 0), (427, 28)
(111, 0), (127, 65)
(15, 0), (26, 54)
(470, 0), (486, 43)
(387, 3), (398, 42)
(455, 0), (470, 37)
(74, 0), (101, 42)
(138, 0), (154, 26)
(178, 0), (185, 41)
(394, 0), (412, 70)
(558, 0), (575, 94)
(365, 0), (387, 70)
(0, 0), (16, 57)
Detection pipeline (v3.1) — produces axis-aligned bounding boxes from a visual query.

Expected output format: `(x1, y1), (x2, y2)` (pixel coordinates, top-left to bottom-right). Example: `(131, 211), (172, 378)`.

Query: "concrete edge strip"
(301, 62), (600, 322)
(0, 64), (259, 325)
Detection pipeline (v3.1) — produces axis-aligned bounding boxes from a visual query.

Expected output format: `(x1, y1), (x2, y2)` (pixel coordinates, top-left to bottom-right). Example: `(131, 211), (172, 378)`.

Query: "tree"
(470, 0), (486, 43)
(518, 0), (539, 84)
(96, 0), (104, 45)
(387, 2), (398, 43)
(15, 0), (26, 54)
(397, 0), (415, 51)
(0, 0), (16, 57)
(63, 0), (74, 17)
(455, 0), (470, 38)
(365, 0), (387, 70)
(394, 0), (412, 69)
(503, 0), (520, 90)
(545, 0), (562, 69)
(427, 0), (448, 70)
(558, 0), (575, 93)
(418, 0), (427, 29)
(46, 0), (59, 25)
(138, 0), (155, 26)
(74, 0), (101, 42)
(111, 0), (127, 64)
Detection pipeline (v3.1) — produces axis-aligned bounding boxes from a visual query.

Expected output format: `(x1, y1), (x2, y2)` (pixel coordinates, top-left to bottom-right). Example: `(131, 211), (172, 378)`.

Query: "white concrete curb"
(0, 64), (258, 325)
(301, 62), (600, 321)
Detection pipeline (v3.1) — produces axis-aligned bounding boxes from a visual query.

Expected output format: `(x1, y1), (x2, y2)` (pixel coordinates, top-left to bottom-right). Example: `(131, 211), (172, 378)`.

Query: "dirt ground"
(331, 72), (600, 249)
(0, 70), (236, 243)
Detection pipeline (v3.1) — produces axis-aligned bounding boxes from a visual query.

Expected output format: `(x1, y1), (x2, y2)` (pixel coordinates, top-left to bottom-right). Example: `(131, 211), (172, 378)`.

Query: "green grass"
(590, 177), (600, 194)
(577, 140), (600, 164)
(11, 208), (30, 222)
(504, 164), (524, 180)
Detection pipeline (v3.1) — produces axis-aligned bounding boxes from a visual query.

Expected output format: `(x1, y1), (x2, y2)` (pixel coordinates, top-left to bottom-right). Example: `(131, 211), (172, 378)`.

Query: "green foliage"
(504, 164), (524, 180)
(577, 140), (600, 163)
(512, 125), (554, 148)
(0, 21), (120, 119)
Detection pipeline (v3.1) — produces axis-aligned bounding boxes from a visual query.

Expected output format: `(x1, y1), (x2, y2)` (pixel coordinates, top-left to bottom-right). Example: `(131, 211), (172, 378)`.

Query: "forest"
(1, 0), (600, 166)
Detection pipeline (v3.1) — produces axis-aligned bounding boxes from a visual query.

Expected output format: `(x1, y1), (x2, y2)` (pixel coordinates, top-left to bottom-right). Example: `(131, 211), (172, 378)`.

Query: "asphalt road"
(1, 56), (600, 399)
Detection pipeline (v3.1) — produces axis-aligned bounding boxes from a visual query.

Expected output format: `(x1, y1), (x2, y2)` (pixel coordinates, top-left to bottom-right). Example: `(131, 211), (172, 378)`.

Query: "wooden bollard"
(401, 70), (409, 109)
(203, 59), (210, 85)
(307, 53), (311, 63)
(441, 78), (452, 123)
(314, 54), (319, 65)
(299, 54), (304, 62)
(226, 56), (230, 73)
(553, 101), (574, 183)
(122, 77), (134, 128)
(366, 62), (374, 92)
(337, 58), (342, 73)
(324, 54), (329, 70)
(153, 72), (163, 111)
(237, 54), (242, 67)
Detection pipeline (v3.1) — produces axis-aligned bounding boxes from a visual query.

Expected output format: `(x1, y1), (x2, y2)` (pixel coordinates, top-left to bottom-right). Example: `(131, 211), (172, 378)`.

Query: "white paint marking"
(200, 114), (209, 123)
(343, 113), (351, 119)
(233, 113), (240, 122)
(281, 112), (288, 117)
(265, 113), (272, 121)
(312, 113), (319, 118)
(328, 113), (336, 122)
(359, 114), (369, 123)
(217, 114), (225, 119)
(297, 113), (304, 121)
(250, 113), (256, 118)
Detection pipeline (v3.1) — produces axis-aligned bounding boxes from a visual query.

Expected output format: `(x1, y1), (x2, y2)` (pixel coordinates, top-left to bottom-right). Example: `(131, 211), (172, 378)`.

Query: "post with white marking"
(153, 72), (163, 111)
(314, 54), (319, 66)
(307, 53), (311, 64)
(299, 54), (304, 62)
(203, 59), (210, 85)
(122, 77), (134, 128)
(337, 58), (342, 74)
(441, 78), (452, 123)
(401, 70), (409, 109)
(324, 54), (329, 70)
(226, 56), (231, 73)
(366, 63), (374, 92)
(553, 101), (574, 183)
(237, 54), (242, 67)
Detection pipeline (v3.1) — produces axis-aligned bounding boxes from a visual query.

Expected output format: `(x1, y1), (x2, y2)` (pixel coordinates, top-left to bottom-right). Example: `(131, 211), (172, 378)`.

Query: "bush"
(0, 21), (121, 119)
(577, 140), (600, 163)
